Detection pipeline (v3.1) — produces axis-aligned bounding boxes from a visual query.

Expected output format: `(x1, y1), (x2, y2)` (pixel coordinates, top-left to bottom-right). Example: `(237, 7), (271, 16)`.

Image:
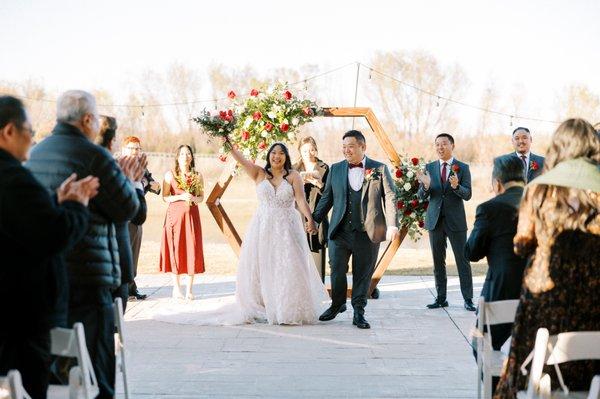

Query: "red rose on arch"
(258, 141), (267, 150)
(403, 209), (412, 217)
(241, 131), (250, 141)
(264, 123), (273, 132)
(530, 161), (539, 171)
(397, 200), (405, 209)
(283, 90), (292, 100)
(280, 123), (290, 132)
(250, 89), (259, 97)
(227, 90), (236, 99)
(252, 111), (262, 121)
(411, 157), (419, 166)
(395, 169), (403, 178)
(422, 201), (429, 210)
(410, 199), (419, 208)
(418, 220), (425, 228)
(218, 154), (227, 162)
(219, 110), (227, 120)
(452, 164), (460, 173)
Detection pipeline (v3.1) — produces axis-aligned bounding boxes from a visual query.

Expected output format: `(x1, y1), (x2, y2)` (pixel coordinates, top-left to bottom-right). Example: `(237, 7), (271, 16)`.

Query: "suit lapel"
(341, 160), (349, 199)
(430, 161), (441, 191)
(361, 157), (373, 204)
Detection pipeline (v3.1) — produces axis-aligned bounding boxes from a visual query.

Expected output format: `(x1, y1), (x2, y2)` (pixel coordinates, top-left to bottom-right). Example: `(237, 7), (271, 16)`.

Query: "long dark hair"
(174, 144), (195, 176)
(96, 115), (117, 149)
(264, 142), (292, 179)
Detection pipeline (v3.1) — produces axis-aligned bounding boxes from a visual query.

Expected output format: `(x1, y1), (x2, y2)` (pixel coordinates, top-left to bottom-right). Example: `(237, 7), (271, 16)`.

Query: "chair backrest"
(113, 297), (130, 399)
(589, 375), (600, 399)
(50, 322), (98, 398)
(525, 328), (600, 397)
(477, 297), (520, 343)
(0, 370), (31, 399)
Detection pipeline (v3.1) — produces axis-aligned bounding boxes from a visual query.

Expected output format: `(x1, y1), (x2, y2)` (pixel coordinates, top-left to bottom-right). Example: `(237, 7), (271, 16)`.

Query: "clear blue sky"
(1, 0), (599, 124)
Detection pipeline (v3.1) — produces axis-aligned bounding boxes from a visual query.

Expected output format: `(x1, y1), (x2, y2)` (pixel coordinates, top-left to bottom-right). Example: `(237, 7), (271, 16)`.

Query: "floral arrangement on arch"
(193, 83), (321, 162)
(393, 156), (429, 241)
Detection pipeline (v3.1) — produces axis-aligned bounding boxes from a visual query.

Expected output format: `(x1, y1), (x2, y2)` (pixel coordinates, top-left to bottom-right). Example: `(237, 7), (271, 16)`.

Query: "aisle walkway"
(122, 274), (484, 398)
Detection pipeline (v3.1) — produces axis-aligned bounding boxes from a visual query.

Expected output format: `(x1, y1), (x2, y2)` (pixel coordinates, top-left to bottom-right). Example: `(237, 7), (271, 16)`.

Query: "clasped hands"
(305, 219), (318, 235)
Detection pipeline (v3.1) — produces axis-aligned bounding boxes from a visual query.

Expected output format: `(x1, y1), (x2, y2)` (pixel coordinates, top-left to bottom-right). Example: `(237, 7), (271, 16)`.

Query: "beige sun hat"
(529, 157), (600, 192)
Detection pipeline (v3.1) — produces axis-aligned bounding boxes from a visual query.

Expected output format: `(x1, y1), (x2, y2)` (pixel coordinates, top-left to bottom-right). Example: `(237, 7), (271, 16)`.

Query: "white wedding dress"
(151, 178), (329, 325)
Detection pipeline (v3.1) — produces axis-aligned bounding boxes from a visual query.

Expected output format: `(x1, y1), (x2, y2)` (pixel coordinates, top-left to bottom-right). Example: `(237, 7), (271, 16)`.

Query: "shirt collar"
(516, 151), (531, 159)
(439, 157), (454, 166)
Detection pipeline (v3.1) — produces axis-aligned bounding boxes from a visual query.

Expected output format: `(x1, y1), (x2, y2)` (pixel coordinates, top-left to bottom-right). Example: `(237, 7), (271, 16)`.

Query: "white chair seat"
(483, 349), (507, 375)
(517, 391), (590, 399)
(47, 384), (70, 399)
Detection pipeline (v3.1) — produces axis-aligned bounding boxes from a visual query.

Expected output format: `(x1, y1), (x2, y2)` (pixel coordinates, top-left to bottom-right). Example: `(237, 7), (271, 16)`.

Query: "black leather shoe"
(352, 313), (371, 329)
(370, 287), (380, 299)
(319, 303), (347, 321)
(464, 299), (476, 311)
(426, 299), (449, 309)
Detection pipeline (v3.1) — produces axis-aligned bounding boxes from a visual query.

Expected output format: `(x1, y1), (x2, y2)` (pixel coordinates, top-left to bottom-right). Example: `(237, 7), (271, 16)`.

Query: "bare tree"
(556, 83), (600, 123)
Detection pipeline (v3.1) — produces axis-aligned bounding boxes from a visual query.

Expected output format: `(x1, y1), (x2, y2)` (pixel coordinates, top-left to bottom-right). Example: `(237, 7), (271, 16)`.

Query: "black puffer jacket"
(26, 123), (140, 288)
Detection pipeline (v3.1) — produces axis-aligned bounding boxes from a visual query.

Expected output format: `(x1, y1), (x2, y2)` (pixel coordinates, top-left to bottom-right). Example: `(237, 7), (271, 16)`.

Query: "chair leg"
(483, 371), (492, 399)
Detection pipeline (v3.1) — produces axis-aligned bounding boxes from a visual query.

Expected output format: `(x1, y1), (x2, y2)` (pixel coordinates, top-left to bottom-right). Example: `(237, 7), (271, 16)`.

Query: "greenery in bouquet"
(174, 172), (203, 206)
(393, 156), (429, 241)
(224, 83), (321, 161)
(192, 108), (237, 155)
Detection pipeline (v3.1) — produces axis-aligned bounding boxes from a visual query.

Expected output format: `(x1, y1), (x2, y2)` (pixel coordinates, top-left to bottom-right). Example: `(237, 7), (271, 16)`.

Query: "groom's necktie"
(441, 162), (448, 184)
(521, 155), (528, 181)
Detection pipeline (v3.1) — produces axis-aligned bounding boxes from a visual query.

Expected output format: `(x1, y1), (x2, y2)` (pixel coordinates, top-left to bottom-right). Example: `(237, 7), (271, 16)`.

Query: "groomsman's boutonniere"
(364, 168), (380, 182)
(530, 161), (539, 171)
(451, 164), (460, 176)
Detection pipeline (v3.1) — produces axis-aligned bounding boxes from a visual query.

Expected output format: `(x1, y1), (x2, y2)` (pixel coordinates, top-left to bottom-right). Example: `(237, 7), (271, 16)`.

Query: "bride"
(152, 141), (329, 325)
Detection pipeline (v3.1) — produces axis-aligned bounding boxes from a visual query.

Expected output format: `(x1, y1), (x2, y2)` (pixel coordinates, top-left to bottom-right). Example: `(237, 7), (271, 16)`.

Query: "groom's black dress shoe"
(426, 299), (449, 309)
(319, 304), (347, 321)
(464, 299), (476, 312)
(352, 313), (370, 329)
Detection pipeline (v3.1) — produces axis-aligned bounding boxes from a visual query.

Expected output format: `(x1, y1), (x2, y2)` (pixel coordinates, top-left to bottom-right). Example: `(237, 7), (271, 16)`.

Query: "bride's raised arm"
(226, 140), (264, 182)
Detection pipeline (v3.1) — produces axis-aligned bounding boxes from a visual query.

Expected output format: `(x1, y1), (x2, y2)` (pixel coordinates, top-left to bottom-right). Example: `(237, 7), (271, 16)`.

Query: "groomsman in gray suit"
(417, 133), (475, 311)
(313, 130), (399, 329)
(506, 127), (545, 183)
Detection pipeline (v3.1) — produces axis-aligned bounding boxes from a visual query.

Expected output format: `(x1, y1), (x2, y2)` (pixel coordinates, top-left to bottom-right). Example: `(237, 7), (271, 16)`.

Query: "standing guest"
(96, 117), (147, 311)
(495, 118), (600, 398)
(122, 136), (161, 301)
(292, 136), (329, 282)
(465, 155), (527, 393)
(417, 133), (475, 311)
(26, 90), (142, 399)
(160, 144), (205, 300)
(0, 96), (98, 399)
(505, 127), (545, 183)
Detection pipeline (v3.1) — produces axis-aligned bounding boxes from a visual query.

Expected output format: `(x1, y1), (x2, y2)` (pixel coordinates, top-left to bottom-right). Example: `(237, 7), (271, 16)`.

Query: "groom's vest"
(341, 185), (365, 232)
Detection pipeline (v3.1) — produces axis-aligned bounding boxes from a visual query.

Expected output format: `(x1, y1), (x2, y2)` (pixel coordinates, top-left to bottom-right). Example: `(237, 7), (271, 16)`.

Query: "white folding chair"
(475, 297), (520, 399)
(517, 328), (600, 398)
(0, 370), (31, 399)
(114, 297), (130, 399)
(47, 322), (99, 399)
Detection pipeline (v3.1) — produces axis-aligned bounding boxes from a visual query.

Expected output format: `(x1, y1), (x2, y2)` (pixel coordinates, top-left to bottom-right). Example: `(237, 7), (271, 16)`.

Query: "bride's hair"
(264, 142), (292, 179)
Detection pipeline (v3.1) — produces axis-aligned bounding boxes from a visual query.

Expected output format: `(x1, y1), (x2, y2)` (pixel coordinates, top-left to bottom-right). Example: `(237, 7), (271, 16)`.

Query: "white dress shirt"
(439, 157), (455, 181)
(515, 151), (530, 167)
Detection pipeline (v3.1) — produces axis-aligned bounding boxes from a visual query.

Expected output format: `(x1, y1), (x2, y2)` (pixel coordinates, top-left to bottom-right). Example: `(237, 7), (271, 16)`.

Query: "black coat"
(116, 189), (146, 285)
(465, 185), (526, 349)
(0, 149), (90, 335)
(26, 123), (140, 289)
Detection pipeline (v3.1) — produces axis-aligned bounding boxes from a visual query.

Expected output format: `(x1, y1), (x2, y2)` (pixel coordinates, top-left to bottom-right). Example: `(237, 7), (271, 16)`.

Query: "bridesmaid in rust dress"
(160, 144), (205, 300)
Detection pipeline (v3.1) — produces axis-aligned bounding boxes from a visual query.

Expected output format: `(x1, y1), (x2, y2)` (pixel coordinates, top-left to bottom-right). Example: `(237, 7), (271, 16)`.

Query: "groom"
(313, 130), (398, 329)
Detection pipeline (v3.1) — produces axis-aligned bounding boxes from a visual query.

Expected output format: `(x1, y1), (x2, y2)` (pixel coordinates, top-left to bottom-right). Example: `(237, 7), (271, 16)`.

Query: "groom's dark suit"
(313, 157), (397, 315)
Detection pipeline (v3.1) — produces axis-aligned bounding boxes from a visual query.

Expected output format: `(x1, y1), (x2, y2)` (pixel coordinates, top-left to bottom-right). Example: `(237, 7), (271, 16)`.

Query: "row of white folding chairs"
(1, 297), (129, 399)
(475, 297), (600, 399)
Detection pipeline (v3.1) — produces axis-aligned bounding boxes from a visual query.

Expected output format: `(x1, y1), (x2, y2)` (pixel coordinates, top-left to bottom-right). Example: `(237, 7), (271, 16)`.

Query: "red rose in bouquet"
(302, 107), (313, 116)
(397, 200), (405, 209)
(253, 111), (262, 121)
(241, 131), (250, 141)
(410, 199), (419, 208)
(250, 89), (259, 97)
(228, 90), (236, 99)
(395, 169), (403, 178)
(264, 123), (273, 132)
(258, 141), (267, 150)
(411, 157), (419, 166)
(280, 123), (290, 132)
(283, 90), (292, 100)
(418, 220), (425, 228)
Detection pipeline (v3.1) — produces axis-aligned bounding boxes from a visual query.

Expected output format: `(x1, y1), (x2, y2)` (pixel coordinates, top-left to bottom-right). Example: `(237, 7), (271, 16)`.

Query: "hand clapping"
(416, 169), (431, 189)
(57, 173), (100, 206)
(117, 153), (148, 182)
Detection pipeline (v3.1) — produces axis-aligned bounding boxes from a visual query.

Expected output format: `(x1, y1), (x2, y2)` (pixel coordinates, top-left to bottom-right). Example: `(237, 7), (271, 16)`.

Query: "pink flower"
(227, 90), (236, 99)
(250, 89), (259, 97)
(252, 111), (262, 121)
(283, 90), (292, 100)
(280, 123), (290, 132)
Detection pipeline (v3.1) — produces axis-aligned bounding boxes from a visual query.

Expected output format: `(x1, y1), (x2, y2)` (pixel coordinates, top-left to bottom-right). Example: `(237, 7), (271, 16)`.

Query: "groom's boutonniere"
(530, 161), (539, 171)
(450, 164), (460, 176)
(364, 168), (380, 182)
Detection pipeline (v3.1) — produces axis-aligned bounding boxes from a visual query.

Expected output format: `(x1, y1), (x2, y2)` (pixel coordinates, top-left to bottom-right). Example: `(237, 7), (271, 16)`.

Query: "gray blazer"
(313, 157), (398, 243)
(505, 152), (545, 182)
(417, 159), (471, 232)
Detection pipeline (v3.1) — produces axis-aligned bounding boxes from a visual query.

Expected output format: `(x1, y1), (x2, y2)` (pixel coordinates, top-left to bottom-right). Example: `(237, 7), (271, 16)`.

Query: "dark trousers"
(428, 216), (473, 301)
(69, 287), (115, 399)
(128, 223), (142, 295)
(0, 332), (50, 399)
(112, 283), (129, 312)
(328, 230), (380, 314)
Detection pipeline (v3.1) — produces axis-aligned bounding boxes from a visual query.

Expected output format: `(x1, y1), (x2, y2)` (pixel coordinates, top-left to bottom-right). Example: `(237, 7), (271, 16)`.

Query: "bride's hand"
(306, 220), (318, 235)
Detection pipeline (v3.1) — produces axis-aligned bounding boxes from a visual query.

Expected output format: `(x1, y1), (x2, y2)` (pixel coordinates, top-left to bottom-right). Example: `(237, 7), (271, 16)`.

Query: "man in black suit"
(417, 133), (475, 311)
(0, 96), (98, 398)
(506, 127), (545, 183)
(466, 155), (527, 351)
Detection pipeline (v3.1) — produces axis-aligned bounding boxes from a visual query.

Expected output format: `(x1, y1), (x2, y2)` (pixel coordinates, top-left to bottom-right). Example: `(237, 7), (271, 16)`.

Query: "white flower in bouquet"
(261, 131), (268, 138)
(243, 117), (252, 128)
(291, 117), (300, 126)
(403, 182), (412, 191)
(218, 128), (224, 133)
(243, 148), (251, 157)
(287, 132), (296, 141)
(407, 171), (414, 179)
(267, 111), (277, 120)
(273, 105), (281, 113)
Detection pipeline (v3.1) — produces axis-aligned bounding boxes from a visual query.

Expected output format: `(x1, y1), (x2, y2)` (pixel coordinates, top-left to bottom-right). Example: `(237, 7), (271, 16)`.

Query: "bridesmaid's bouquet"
(175, 172), (203, 206)
(393, 156), (429, 241)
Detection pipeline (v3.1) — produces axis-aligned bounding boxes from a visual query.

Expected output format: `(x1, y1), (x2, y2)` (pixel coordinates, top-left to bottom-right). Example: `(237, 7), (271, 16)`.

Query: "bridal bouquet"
(175, 172), (203, 206)
(393, 156), (429, 240)
(192, 109), (237, 153)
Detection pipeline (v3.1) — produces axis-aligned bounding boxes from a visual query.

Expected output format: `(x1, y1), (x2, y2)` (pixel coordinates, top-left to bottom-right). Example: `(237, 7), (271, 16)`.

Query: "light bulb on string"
(510, 116), (514, 127)
(140, 106), (145, 117)
(436, 96), (440, 107)
(368, 69), (372, 80)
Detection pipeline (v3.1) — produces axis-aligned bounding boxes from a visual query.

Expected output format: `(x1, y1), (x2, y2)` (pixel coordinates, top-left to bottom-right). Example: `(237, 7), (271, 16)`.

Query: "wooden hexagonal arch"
(205, 107), (408, 296)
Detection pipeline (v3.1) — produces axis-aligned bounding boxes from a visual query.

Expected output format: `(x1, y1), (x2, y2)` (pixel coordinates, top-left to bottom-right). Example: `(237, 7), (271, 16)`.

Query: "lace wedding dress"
(152, 178), (329, 325)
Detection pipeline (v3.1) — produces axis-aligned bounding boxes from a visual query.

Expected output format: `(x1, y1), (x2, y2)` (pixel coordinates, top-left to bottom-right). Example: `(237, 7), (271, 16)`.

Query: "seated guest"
(0, 96), (98, 399)
(96, 116), (147, 311)
(26, 90), (142, 399)
(495, 118), (600, 398)
(121, 136), (160, 301)
(465, 155), (527, 393)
